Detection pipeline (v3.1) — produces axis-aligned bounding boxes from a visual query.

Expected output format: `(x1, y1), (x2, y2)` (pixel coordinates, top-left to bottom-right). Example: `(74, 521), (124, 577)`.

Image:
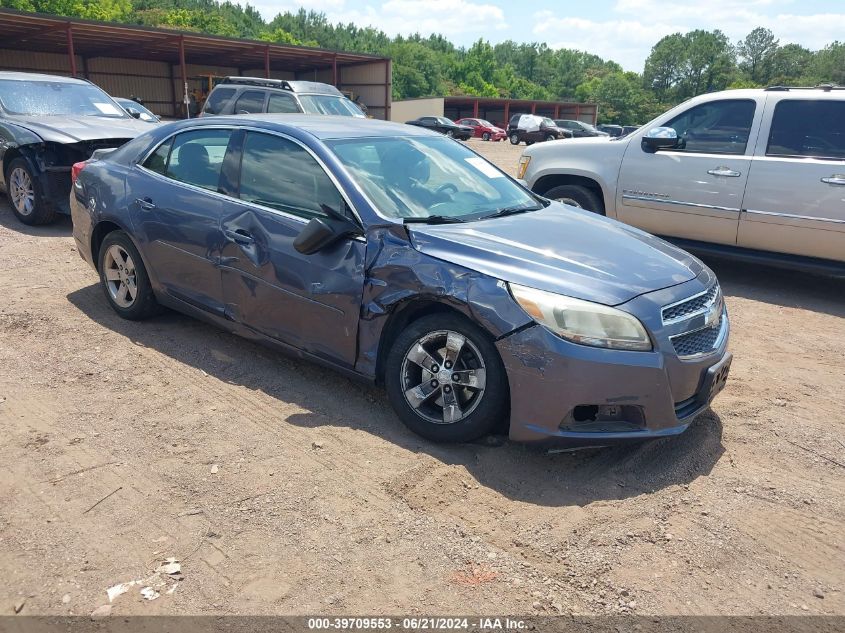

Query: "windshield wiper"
(478, 205), (542, 220)
(402, 215), (466, 225)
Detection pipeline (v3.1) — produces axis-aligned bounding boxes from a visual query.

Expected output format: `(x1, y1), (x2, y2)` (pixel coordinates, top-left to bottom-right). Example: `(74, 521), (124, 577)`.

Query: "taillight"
(71, 161), (87, 185)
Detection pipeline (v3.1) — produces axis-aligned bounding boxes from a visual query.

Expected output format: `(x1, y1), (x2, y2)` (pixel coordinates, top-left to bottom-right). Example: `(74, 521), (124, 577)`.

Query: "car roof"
(183, 114), (437, 140)
(0, 71), (90, 84)
(219, 77), (344, 96)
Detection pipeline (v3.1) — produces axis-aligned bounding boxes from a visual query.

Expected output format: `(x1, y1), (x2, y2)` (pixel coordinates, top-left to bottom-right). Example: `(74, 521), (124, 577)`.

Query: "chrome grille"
(662, 284), (719, 324)
(671, 315), (723, 357)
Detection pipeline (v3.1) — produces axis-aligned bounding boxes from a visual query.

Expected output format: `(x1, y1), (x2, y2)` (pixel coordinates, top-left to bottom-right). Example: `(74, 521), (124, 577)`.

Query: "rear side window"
(238, 132), (343, 219)
(143, 138), (172, 175)
(267, 92), (300, 114)
(202, 88), (235, 115)
(164, 129), (232, 191)
(233, 90), (266, 114)
(767, 100), (845, 160)
(664, 99), (755, 155)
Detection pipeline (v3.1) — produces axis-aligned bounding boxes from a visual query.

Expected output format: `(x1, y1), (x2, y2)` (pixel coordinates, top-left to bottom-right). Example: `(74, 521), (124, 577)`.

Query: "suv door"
(738, 97), (845, 262)
(219, 130), (365, 367)
(615, 98), (761, 245)
(126, 128), (234, 314)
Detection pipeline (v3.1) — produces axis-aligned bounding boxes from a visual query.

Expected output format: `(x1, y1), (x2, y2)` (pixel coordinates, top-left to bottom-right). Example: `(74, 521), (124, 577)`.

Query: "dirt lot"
(1, 138), (844, 618)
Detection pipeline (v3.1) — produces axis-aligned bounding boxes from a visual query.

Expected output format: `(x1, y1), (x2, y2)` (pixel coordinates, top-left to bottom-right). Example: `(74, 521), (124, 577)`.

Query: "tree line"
(2, 0), (843, 124)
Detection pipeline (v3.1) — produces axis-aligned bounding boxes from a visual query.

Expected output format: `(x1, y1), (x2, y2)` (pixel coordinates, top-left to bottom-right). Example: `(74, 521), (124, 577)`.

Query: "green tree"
(737, 27), (779, 84)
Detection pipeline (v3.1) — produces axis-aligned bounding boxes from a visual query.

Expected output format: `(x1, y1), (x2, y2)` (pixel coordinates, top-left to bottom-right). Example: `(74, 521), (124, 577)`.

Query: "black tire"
(482, 132), (491, 141)
(509, 133), (520, 145)
(97, 230), (160, 320)
(544, 184), (605, 214)
(446, 129), (454, 138)
(385, 313), (508, 443)
(6, 158), (56, 225)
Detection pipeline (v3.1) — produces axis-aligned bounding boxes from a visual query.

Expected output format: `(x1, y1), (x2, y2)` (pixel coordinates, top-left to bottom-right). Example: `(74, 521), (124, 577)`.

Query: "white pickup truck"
(518, 86), (845, 271)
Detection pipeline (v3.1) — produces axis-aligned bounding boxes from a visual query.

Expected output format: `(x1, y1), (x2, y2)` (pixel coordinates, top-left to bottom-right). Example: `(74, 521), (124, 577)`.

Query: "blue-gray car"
(70, 115), (731, 446)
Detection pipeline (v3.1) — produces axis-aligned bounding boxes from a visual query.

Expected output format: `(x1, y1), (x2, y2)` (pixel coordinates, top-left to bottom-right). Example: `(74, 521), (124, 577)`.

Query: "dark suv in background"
(201, 77), (365, 118)
(507, 115), (570, 145)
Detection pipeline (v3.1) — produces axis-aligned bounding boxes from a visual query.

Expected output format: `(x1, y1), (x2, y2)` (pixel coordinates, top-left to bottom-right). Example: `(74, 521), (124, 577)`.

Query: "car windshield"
(115, 98), (157, 121)
(437, 117), (454, 125)
(581, 122), (598, 131)
(298, 94), (362, 116)
(542, 118), (555, 126)
(327, 135), (540, 222)
(478, 120), (494, 127)
(0, 79), (128, 118)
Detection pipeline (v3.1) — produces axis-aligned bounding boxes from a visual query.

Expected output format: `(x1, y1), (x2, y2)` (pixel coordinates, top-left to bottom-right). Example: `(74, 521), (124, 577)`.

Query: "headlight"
(509, 283), (652, 351)
(517, 155), (531, 179)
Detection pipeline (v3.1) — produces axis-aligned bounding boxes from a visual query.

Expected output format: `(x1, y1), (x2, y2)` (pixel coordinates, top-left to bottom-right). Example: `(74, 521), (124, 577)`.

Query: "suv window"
(267, 92), (300, 114)
(202, 88), (235, 115)
(767, 100), (845, 160)
(234, 90), (266, 114)
(143, 137), (173, 175)
(664, 99), (755, 155)
(239, 132), (343, 219)
(164, 129), (232, 191)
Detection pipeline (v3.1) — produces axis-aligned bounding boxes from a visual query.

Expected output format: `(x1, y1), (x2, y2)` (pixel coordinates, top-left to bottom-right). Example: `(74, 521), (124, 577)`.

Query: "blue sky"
(251, 0), (844, 71)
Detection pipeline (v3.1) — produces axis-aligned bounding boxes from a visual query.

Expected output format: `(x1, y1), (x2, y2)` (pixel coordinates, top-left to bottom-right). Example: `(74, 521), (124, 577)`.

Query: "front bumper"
(497, 276), (730, 446)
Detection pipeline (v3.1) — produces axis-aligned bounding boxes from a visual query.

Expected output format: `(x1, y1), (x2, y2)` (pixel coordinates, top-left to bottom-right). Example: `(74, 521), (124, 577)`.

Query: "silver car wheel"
(555, 197), (583, 208)
(400, 329), (487, 425)
(103, 244), (138, 308)
(9, 167), (35, 216)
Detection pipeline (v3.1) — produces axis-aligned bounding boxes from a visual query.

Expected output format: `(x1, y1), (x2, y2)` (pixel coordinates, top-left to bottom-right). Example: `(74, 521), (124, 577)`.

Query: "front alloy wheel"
(9, 167), (34, 217)
(509, 133), (520, 145)
(385, 314), (508, 443)
(6, 158), (56, 225)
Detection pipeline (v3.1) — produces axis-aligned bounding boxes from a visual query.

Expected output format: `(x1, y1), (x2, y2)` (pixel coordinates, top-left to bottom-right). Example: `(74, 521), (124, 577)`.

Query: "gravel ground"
(0, 137), (843, 618)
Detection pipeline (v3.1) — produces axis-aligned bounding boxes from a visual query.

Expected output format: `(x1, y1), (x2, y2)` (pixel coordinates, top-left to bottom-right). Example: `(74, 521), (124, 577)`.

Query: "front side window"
(664, 99), (756, 155)
(164, 129), (232, 191)
(234, 90), (266, 114)
(0, 79), (127, 118)
(267, 93), (300, 114)
(202, 88), (235, 115)
(239, 132), (343, 219)
(767, 100), (845, 160)
(328, 135), (539, 221)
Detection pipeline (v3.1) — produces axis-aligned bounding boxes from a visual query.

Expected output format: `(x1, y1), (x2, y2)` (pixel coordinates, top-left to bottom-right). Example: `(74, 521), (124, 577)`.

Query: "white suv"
(518, 86), (845, 270)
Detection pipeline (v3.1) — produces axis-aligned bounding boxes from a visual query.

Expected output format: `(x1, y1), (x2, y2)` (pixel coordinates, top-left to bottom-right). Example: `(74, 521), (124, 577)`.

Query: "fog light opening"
(573, 405), (598, 422)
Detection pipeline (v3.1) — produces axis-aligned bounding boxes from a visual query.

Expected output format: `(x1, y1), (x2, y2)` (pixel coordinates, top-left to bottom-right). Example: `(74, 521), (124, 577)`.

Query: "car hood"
(11, 115), (151, 143)
(407, 205), (702, 306)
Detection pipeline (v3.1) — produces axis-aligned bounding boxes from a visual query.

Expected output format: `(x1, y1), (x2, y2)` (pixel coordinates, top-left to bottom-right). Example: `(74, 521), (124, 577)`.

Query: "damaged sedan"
(71, 115), (731, 446)
(0, 72), (150, 225)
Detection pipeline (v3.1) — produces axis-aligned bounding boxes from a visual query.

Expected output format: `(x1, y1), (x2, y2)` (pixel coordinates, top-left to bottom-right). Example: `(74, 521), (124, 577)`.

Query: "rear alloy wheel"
(544, 184), (605, 215)
(386, 314), (508, 443)
(98, 231), (160, 320)
(544, 134), (556, 142)
(7, 158), (56, 225)
(509, 133), (520, 145)
(482, 132), (491, 141)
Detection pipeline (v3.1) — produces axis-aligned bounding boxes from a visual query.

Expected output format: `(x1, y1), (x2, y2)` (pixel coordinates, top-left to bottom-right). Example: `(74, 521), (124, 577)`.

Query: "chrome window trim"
(622, 194), (740, 214)
(744, 209), (845, 225)
(670, 309), (729, 360)
(134, 124), (365, 228)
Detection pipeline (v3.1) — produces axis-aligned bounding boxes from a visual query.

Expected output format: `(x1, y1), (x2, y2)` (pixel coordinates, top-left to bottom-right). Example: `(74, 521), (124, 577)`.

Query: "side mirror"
(293, 212), (360, 255)
(642, 127), (679, 151)
(127, 108), (142, 119)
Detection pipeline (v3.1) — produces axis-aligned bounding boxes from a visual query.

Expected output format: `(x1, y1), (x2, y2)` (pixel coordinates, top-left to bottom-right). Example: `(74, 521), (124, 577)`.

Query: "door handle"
(707, 167), (741, 177)
(821, 175), (845, 186)
(223, 228), (255, 245)
(135, 197), (156, 210)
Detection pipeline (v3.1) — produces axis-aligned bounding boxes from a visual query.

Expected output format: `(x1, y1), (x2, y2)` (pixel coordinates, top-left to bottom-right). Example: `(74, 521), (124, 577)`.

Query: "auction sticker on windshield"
(465, 156), (504, 179)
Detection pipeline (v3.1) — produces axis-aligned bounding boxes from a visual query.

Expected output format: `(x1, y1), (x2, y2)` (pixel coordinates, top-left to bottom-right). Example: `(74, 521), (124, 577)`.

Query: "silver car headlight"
(509, 283), (652, 351)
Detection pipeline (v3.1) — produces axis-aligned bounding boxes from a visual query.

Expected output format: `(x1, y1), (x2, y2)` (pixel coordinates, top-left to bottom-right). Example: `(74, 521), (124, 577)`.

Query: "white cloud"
(534, 0), (845, 72)
(254, 0), (506, 38)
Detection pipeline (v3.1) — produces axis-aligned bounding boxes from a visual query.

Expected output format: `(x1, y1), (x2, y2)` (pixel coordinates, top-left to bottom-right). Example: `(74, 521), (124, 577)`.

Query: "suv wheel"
(385, 313), (508, 443)
(509, 133), (520, 145)
(7, 158), (56, 225)
(545, 184), (605, 214)
(98, 231), (160, 320)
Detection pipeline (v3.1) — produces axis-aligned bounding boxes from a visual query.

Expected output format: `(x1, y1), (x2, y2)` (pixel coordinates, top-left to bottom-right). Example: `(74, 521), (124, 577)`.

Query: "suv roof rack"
(764, 84), (844, 92)
(221, 77), (293, 91)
